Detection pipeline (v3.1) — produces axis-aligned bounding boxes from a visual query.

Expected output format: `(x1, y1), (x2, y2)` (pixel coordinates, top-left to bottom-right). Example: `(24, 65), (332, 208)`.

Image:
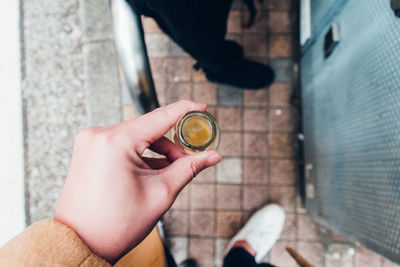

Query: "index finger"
(126, 100), (206, 150)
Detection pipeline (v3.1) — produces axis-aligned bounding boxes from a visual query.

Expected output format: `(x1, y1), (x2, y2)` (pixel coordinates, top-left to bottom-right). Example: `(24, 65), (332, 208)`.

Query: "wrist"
(54, 213), (122, 264)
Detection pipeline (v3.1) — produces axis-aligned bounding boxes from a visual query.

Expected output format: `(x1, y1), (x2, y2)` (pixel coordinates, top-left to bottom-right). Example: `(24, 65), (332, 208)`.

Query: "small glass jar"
(174, 111), (220, 154)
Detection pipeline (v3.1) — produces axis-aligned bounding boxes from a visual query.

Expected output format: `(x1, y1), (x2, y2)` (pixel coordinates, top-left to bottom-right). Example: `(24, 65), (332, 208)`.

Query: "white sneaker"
(225, 204), (285, 262)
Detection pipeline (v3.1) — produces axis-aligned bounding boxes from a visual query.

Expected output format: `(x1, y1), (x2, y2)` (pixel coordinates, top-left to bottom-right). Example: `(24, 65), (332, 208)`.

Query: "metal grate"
(309, 0), (346, 36)
(302, 0), (400, 263)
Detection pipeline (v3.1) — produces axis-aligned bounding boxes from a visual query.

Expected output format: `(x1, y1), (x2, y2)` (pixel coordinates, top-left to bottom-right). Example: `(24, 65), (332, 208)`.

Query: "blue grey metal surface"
(310, 0), (345, 33)
(302, 0), (400, 263)
(302, 0), (348, 53)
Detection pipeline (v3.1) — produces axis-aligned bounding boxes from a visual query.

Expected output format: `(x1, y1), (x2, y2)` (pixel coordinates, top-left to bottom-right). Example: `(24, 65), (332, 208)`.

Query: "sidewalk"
(120, 1), (400, 266)
(10, 0), (400, 266)
(21, 0), (121, 223)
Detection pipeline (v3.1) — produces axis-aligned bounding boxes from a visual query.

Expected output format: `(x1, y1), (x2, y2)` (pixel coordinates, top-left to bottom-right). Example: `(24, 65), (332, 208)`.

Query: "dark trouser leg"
(130, 0), (275, 89)
(164, 245), (178, 267)
(223, 248), (276, 267)
(130, 0), (243, 73)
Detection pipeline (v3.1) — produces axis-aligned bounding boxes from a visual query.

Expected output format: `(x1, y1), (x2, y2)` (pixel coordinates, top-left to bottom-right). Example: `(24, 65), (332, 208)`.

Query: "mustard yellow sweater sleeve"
(0, 219), (110, 267)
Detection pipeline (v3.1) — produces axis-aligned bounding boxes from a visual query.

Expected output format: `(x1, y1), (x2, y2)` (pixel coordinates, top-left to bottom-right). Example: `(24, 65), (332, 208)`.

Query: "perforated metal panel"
(302, 0), (400, 263)
(310, 0), (347, 37)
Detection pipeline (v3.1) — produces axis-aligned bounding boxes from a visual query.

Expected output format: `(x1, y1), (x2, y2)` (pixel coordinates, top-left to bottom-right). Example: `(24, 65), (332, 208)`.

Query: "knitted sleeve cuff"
(0, 219), (111, 267)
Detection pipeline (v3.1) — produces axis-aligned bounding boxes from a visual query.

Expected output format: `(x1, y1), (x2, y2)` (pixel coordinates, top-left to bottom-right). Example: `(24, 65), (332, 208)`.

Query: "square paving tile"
(268, 0), (291, 10)
(163, 210), (188, 236)
(149, 58), (168, 82)
(270, 241), (298, 267)
(269, 133), (294, 158)
(216, 184), (242, 210)
(280, 213), (297, 241)
(193, 69), (207, 82)
(194, 166), (216, 183)
(217, 158), (243, 184)
(298, 214), (321, 241)
(142, 17), (162, 33)
(243, 89), (269, 107)
(242, 211), (252, 224)
(189, 238), (215, 266)
(242, 9), (268, 34)
(244, 33), (268, 57)
(165, 82), (192, 103)
(270, 108), (295, 132)
(190, 184), (215, 210)
(218, 85), (243, 105)
(270, 186), (296, 212)
(227, 10), (242, 33)
(269, 82), (292, 107)
(165, 58), (193, 82)
(217, 107), (242, 131)
(206, 106), (217, 117)
(243, 107), (269, 131)
(382, 258), (400, 267)
(268, 11), (291, 33)
(193, 82), (218, 105)
(244, 133), (269, 157)
(145, 33), (170, 57)
(189, 211), (215, 237)
(242, 185), (269, 211)
(270, 59), (293, 83)
(219, 132), (242, 157)
(354, 246), (383, 267)
(171, 185), (189, 210)
(216, 211), (243, 238)
(243, 158), (269, 184)
(298, 242), (324, 267)
(269, 34), (292, 58)
(270, 159), (298, 185)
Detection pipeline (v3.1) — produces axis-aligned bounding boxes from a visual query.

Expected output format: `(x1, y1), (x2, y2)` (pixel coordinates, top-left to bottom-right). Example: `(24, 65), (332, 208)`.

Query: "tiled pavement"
(122, 0), (400, 267)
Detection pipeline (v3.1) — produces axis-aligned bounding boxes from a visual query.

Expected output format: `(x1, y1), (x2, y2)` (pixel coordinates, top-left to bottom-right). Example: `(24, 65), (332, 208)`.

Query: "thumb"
(160, 150), (221, 195)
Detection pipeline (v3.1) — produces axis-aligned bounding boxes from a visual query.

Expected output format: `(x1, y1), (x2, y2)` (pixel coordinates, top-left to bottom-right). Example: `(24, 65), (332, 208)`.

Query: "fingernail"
(193, 150), (221, 163)
(197, 102), (207, 110)
(193, 150), (211, 160)
(207, 151), (222, 165)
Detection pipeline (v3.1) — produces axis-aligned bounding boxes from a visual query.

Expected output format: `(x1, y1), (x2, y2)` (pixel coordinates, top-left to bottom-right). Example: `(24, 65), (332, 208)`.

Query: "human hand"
(54, 100), (221, 263)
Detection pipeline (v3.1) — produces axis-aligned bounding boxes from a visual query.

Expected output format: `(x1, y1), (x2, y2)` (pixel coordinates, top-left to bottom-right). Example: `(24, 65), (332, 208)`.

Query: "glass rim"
(177, 111), (218, 150)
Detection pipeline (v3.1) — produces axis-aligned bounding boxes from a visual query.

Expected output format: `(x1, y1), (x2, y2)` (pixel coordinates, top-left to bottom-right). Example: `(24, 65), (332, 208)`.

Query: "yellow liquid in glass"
(181, 116), (211, 146)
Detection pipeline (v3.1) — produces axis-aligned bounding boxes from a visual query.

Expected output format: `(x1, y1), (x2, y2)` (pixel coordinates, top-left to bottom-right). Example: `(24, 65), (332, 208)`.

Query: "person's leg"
(164, 245), (178, 267)
(133, 0), (238, 70)
(130, 0), (275, 89)
(223, 204), (285, 266)
(223, 247), (276, 267)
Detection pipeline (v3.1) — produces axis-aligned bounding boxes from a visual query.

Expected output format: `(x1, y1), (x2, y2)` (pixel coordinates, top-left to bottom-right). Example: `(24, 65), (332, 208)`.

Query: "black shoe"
(178, 258), (199, 267)
(202, 59), (275, 89)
